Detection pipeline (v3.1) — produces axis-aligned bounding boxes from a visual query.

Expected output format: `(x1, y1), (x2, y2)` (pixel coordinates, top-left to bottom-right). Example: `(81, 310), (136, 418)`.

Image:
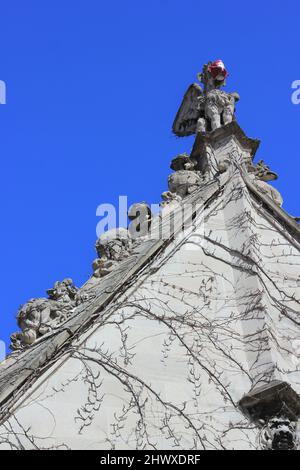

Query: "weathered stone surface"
(191, 120), (260, 174)
(166, 153), (203, 199)
(168, 170), (201, 198)
(0, 154), (299, 449)
(128, 202), (152, 239)
(1, 63), (300, 450)
(260, 417), (299, 450)
(160, 191), (182, 209)
(92, 228), (132, 278)
(10, 279), (79, 350)
(0, 177), (223, 421)
(239, 381), (300, 422)
(244, 159), (283, 206)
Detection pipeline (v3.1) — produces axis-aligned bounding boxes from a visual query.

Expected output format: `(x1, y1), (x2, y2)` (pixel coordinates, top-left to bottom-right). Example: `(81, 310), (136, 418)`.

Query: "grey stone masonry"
(0, 61), (299, 450)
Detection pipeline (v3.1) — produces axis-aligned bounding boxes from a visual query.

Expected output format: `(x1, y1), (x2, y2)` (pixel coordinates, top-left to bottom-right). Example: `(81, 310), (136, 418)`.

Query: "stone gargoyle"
(173, 60), (240, 136)
(92, 228), (132, 278)
(260, 416), (298, 450)
(10, 278), (79, 350)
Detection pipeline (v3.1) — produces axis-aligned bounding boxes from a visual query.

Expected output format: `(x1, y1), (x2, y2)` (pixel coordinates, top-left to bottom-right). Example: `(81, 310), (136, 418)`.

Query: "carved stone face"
(261, 417), (298, 450)
(269, 418), (297, 450)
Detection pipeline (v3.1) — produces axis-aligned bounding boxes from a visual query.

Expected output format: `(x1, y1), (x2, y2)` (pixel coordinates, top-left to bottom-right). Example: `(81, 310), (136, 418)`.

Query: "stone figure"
(92, 228), (132, 278)
(167, 153), (202, 198)
(128, 202), (152, 239)
(247, 160), (283, 207)
(10, 279), (79, 350)
(260, 417), (298, 450)
(173, 60), (240, 136)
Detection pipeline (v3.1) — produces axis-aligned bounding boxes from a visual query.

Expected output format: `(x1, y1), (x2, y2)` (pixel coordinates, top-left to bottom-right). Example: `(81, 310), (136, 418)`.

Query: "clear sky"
(0, 0), (299, 351)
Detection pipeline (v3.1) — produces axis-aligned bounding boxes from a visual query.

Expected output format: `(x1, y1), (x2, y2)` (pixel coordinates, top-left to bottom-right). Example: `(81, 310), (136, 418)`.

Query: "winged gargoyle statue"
(172, 60), (240, 136)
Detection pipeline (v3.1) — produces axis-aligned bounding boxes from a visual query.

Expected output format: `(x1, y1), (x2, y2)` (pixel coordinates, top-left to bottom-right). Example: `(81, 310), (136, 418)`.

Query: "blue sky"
(0, 0), (299, 351)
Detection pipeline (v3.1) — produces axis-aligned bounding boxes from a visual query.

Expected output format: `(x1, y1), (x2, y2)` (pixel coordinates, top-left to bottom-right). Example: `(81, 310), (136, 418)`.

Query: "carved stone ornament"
(259, 416), (298, 450)
(246, 159), (283, 207)
(128, 202), (152, 239)
(239, 381), (300, 451)
(167, 153), (202, 199)
(10, 279), (79, 350)
(92, 228), (132, 278)
(172, 60), (240, 136)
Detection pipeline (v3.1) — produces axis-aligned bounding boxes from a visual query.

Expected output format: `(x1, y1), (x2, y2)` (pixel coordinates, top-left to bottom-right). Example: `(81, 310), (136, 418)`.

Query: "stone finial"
(172, 60), (239, 136)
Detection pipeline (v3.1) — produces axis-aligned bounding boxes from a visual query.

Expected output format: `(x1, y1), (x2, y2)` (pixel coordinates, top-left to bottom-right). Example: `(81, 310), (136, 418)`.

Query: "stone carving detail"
(160, 191), (182, 209)
(239, 381), (300, 451)
(217, 154), (232, 174)
(173, 60), (240, 136)
(260, 417), (298, 450)
(167, 153), (202, 199)
(128, 202), (152, 239)
(92, 228), (132, 278)
(246, 159), (283, 206)
(10, 279), (79, 350)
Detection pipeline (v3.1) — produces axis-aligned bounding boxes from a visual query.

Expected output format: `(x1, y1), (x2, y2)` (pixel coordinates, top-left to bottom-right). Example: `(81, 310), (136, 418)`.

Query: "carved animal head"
(261, 417), (298, 450)
(198, 60), (229, 90)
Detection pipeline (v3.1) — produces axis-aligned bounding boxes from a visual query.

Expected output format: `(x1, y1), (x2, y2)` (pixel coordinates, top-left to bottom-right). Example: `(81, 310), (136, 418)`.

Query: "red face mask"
(207, 60), (229, 80)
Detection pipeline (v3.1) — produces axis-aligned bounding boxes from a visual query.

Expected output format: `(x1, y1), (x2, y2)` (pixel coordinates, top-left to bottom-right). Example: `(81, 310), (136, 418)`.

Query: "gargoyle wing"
(172, 83), (203, 137)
